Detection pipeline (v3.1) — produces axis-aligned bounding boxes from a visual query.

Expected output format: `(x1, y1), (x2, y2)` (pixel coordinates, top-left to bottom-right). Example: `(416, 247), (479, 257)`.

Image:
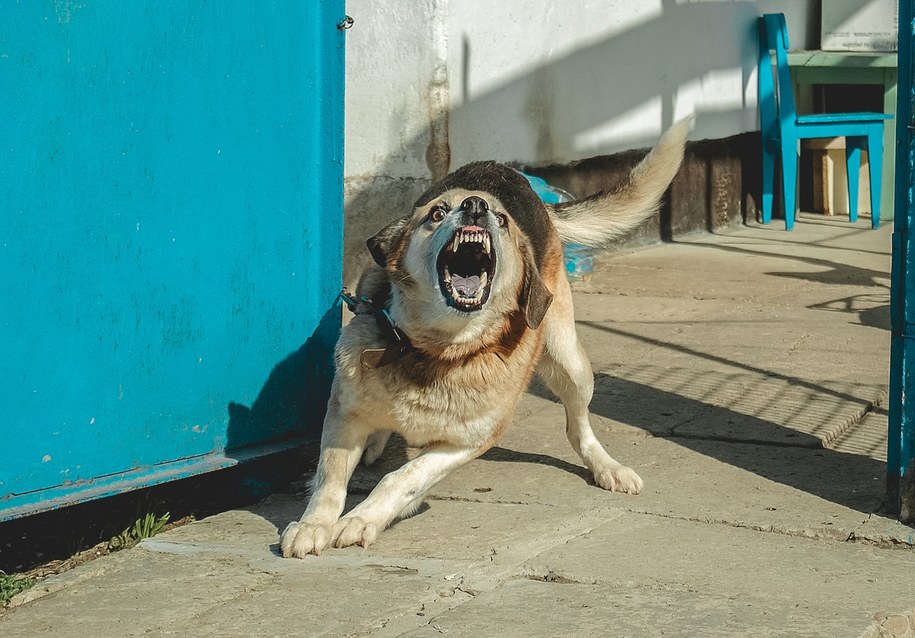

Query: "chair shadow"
(669, 233), (891, 329)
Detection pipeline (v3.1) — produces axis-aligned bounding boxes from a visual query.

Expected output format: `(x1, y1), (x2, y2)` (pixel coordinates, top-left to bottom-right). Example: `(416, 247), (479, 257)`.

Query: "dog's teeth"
(480, 271), (488, 287)
(483, 234), (490, 253)
(444, 265), (451, 282)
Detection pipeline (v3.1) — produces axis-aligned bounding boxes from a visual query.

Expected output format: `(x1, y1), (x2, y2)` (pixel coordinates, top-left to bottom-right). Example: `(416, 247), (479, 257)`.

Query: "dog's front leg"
(536, 279), (643, 494)
(280, 400), (370, 558)
(330, 442), (482, 549)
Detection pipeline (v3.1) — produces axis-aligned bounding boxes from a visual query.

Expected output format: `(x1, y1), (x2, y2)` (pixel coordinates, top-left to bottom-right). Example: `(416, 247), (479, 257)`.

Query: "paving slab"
(402, 510), (915, 638)
(519, 512), (915, 619)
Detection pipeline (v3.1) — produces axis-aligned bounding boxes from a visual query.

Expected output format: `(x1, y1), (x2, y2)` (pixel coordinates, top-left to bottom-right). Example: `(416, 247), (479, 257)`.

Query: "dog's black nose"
(461, 196), (489, 225)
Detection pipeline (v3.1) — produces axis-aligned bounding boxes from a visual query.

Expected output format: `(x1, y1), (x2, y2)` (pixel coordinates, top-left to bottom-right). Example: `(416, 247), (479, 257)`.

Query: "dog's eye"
(497, 213), (508, 227)
(429, 206), (447, 223)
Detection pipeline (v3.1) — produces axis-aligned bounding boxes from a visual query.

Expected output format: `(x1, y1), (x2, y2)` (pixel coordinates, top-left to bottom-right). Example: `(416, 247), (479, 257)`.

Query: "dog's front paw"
(331, 516), (379, 549)
(594, 465), (643, 494)
(280, 521), (333, 558)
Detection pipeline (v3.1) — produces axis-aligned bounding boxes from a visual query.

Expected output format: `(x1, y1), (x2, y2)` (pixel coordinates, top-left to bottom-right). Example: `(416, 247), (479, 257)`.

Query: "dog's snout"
(461, 196), (489, 224)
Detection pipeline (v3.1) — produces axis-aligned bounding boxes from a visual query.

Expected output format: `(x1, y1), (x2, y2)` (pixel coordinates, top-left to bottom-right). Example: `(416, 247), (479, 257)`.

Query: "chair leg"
(762, 141), (776, 225)
(779, 139), (798, 230)
(866, 129), (883, 229)
(846, 137), (863, 224)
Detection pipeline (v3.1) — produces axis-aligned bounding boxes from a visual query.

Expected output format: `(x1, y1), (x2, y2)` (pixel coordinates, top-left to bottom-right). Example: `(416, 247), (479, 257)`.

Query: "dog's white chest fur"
(334, 313), (539, 448)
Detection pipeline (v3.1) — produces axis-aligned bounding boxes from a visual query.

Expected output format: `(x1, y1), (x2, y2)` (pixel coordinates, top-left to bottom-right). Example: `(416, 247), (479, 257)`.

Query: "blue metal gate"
(0, 1), (345, 520)
(889, 0), (915, 522)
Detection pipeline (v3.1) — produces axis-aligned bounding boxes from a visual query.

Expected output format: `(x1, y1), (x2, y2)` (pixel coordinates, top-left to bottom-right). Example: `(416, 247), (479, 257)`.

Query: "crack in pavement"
(622, 507), (914, 549)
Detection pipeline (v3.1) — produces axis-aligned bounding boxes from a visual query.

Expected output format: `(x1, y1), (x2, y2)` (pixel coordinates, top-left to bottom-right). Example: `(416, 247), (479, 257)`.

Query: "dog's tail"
(547, 116), (693, 247)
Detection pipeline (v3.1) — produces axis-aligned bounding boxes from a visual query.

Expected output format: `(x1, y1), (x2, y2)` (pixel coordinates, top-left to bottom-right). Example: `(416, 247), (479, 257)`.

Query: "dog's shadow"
(479, 446), (592, 482)
(347, 433), (593, 498)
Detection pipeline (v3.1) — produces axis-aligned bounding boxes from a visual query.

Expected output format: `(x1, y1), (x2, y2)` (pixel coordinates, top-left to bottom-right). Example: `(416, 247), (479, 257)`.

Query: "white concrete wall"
(341, 0), (816, 277)
(344, 0), (815, 177)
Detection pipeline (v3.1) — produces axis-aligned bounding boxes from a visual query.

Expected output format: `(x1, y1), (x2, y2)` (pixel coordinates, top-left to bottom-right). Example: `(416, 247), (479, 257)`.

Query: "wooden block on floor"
(805, 138), (871, 216)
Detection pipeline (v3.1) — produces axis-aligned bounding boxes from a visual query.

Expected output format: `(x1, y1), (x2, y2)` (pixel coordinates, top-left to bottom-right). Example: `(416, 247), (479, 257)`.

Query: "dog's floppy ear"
(518, 246), (553, 329)
(367, 215), (411, 267)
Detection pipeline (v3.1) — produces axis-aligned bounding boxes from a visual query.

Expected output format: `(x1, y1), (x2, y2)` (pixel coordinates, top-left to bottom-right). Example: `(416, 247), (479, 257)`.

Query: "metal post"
(889, 0), (915, 522)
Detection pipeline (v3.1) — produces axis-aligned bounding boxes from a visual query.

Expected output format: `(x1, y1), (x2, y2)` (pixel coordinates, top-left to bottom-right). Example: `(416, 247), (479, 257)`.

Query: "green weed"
(108, 511), (170, 552)
(0, 571), (35, 606)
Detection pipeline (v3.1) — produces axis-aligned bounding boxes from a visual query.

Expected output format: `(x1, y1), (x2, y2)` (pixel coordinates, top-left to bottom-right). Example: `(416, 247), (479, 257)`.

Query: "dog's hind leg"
(280, 394), (372, 558)
(536, 280), (643, 494)
(362, 429), (392, 466)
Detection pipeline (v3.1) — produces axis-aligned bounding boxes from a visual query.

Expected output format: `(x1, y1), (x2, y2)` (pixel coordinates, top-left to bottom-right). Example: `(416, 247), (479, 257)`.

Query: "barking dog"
(281, 119), (692, 558)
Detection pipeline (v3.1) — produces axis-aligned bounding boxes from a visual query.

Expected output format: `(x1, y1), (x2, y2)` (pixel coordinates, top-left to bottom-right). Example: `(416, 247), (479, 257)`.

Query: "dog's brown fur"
(280, 119), (691, 557)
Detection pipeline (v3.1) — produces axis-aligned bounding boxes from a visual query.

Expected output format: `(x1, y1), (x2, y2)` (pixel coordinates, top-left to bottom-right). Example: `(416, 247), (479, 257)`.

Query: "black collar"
(340, 289), (413, 368)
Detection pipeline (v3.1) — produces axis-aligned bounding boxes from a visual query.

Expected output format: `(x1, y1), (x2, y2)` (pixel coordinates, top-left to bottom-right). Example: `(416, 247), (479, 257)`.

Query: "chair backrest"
(758, 13), (797, 132)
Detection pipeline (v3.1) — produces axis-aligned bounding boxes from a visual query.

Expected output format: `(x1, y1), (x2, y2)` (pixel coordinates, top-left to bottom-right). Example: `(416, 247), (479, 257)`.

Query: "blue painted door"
(0, 1), (345, 520)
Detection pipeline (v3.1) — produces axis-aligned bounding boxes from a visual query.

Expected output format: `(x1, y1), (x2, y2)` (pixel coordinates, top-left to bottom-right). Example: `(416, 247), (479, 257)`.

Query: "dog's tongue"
(452, 274), (481, 298)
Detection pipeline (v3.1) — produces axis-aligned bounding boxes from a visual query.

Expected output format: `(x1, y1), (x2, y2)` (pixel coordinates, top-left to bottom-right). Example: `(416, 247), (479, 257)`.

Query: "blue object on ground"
(519, 172), (593, 281)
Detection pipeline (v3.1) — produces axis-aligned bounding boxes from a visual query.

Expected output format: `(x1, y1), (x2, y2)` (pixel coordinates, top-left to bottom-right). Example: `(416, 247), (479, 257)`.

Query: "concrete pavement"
(3, 214), (914, 637)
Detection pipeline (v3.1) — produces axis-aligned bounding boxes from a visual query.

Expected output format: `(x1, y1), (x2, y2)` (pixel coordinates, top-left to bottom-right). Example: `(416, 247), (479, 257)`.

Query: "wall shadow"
(668, 236), (891, 329)
(447, 0), (760, 165)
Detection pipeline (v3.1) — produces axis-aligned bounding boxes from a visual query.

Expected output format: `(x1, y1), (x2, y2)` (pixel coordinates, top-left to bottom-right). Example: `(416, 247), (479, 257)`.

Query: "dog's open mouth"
(437, 225), (496, 311)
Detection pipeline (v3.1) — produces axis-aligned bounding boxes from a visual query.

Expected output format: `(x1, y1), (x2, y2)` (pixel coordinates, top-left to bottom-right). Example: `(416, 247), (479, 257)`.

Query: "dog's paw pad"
(280, 521), (332, 559)
(595, 465), (643, 494)
(332, 516), (378, 549)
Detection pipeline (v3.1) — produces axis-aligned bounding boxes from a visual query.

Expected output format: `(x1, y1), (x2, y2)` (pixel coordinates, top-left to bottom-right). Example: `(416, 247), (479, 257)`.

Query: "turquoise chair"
(758, 13), (891, 230)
